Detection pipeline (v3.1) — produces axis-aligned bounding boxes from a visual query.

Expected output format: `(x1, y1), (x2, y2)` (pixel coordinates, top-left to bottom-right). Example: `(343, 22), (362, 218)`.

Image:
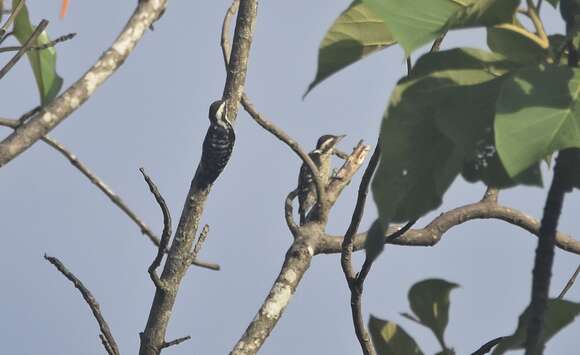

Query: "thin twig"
(525, 149), (576, 355)
(0, 32), (76, 53)
(44, 254), (120, 355)
(0, 19), (48, 80)
(0, 117), (220, 271)
(341, 143), (381, 355)
(140, 168), (172, 289)
(0, 0), (24, 41)
(471, 336), (505, 355)
(220, 0), (324, 209)
(558, 264), (580, 299)
(161, 335), (191, 349)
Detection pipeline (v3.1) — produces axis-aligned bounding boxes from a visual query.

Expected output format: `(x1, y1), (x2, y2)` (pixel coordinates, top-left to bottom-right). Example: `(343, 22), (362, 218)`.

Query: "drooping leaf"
(372, 48), (520, 223)
(495, 65), (580, 177)
(305, 0), (395, 96)
(369, 315), (424, 355)
(491, 299), (580, 354)
(407, 279), (459, 346)
(363, 0), (519, 55)
(12, 0), (63, 104)
(487, 20), (548, 64)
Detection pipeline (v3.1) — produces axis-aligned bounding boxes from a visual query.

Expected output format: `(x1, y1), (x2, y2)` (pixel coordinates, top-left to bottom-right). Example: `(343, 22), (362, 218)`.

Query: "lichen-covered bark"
(230, 238), (315, 355)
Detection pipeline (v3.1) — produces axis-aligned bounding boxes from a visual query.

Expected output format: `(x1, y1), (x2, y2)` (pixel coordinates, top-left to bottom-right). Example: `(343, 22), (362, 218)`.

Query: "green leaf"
(305, 0), (395, 96)
(369, 315), (424, 355)
(363, 0), (519, 55)
(407, 279), (459, 346)
(461, 127), (543, 188)
(372, 48), (519, 223)
(12, 0), (63, 104)
(547, 0), (560, 8)
(487, 21), (548, 64)
(491, 299), (580, 354)
(445, 0), (520, 30)
(495, 65), (580, 177)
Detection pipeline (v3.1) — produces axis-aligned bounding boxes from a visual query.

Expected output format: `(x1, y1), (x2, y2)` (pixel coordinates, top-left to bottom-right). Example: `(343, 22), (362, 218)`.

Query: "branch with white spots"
(0, 0), (168, 167)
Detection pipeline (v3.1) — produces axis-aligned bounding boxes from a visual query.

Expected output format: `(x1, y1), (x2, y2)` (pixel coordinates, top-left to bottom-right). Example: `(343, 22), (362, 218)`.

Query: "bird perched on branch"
(297, 134), (345, 225)
(197, 100), (235, 187)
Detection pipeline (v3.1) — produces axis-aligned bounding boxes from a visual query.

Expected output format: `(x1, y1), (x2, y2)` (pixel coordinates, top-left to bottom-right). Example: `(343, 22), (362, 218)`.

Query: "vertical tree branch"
(138, 1), (258, 354)
(341, 144), (380, 355)
(525, 149), (577, 355)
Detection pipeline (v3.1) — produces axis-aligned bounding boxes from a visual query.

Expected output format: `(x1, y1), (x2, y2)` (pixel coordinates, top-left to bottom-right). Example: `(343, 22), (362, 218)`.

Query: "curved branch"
(0, 0), (168, 167)
(220, 0), (323, 208)
(318, 200), (580, 255)
(285, 189), (299, 236)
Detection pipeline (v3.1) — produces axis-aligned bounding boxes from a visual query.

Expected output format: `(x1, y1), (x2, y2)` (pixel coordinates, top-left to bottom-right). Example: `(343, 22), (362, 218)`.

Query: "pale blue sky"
(1, 1), (578, 354)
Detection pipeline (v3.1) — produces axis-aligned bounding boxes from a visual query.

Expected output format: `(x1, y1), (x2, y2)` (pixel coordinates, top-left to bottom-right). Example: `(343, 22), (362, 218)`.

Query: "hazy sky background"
(1, 1), (579, 354)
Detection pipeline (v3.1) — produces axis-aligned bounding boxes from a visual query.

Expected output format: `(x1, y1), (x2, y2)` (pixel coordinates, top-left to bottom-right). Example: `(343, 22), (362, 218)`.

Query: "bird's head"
(315, 134), (345, 155)
(208, 100), (230, 128)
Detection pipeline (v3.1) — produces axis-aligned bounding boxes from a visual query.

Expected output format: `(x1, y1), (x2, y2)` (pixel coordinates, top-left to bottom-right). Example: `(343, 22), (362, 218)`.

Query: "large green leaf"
(491, 299), (580, 354)
(372, 48), (519, 223)
(487, 20), (548, 64)
(369, 315), (424, 355)
(363, 0), (519, 55)
(12, 0), (63, 104)
(407, 279), (459, 346)
(495, 65), (580, 177)
(305, 0), (395, 96)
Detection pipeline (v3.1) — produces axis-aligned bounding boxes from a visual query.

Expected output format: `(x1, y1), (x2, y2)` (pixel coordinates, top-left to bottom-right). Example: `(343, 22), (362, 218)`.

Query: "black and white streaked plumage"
(198, 100), (236, 187)
(297, 134), (345, 225)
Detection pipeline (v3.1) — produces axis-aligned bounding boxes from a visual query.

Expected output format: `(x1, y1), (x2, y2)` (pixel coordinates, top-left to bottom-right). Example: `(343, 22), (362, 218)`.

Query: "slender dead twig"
(220, 0), (324, 207)
(0, 32), (76, 53)
(139, 1), (258, 354)
(525, 149), (576, 355)
(558, 264), (580, 299)
(161, 336), (191, 349)
(44, 254), (120, 355)
(0, 0), (168, 167)
(0, 19), (48, 80)
(471, 336), (505, 355)
(0, 0), (24, 41)
(341, 143), (381, 355)
(140, 168), (172, 289)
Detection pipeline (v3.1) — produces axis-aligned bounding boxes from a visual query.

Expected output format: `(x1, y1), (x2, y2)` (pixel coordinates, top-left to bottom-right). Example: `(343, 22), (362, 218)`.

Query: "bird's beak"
(334, 134), (346, 144)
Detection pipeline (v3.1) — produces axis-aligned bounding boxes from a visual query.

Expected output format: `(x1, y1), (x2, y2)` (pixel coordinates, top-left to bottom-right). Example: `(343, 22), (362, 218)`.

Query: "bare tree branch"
(0, 32), (76, 53)
(220, 0), (324, 209)
(526, 149), (577, 355)
(318, 198), (579, 255)
(0, 0), (24, 42)
(161, 336), (191, 349)
(44, 254), (120, 355)
(471, 336), (505, 355)
(0, 0), (168, 167)
(341, 143), (381, 355)
(0, 118), (220, 271)
(140, 168), (172, 290)
(0, 19), (48, 79)
(139, 1), (258, 354)
(558, 264), (580, 299)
